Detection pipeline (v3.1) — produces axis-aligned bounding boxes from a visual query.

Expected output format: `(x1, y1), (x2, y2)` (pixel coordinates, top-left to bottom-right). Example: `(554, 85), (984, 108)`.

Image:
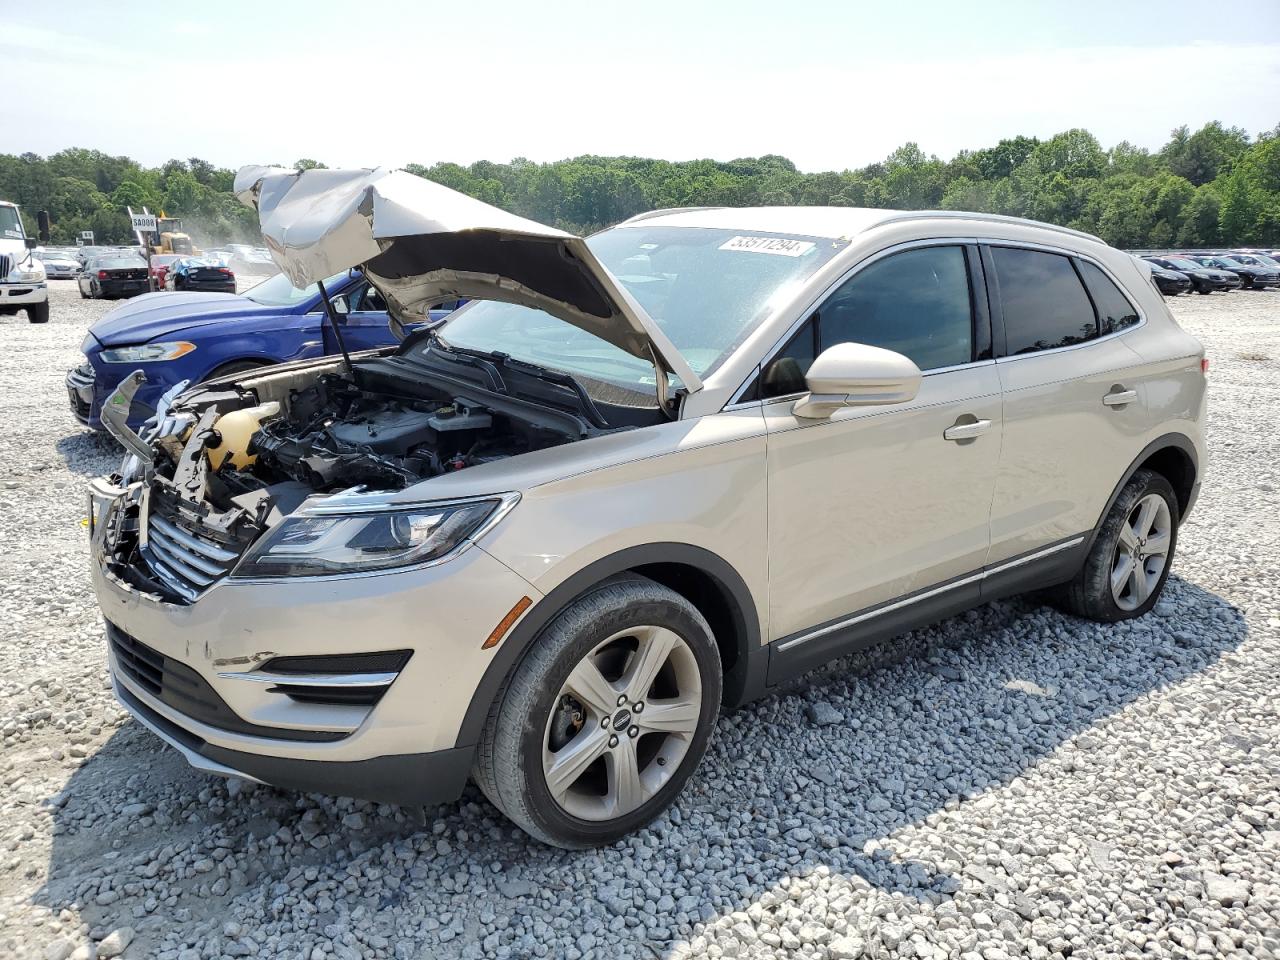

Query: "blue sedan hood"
(87, 291), (298, 347)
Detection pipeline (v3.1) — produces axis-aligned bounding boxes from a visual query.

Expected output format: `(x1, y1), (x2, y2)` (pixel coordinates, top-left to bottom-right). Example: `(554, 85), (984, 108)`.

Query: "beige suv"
(88, 167), (1206, 848)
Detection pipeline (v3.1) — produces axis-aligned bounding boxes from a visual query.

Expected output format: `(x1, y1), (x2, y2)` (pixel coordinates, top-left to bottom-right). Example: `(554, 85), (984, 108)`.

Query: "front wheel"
(1056, 469), (1179, 622)
(474, 575), (722, 848)
(26, 300), (49, 324)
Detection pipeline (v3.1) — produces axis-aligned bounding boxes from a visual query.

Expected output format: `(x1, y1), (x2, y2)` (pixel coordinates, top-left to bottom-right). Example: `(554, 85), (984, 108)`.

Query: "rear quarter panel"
(1108, 254), (1208, 484)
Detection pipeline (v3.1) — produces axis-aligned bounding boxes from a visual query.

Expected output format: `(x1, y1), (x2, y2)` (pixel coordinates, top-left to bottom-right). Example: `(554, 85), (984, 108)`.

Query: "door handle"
(943, 418), (993, 441)
(1102, 389), (1138, 407)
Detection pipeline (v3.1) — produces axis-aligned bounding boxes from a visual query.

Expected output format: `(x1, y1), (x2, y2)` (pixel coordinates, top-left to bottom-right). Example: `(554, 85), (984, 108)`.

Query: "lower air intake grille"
(107, 622), (346, 743)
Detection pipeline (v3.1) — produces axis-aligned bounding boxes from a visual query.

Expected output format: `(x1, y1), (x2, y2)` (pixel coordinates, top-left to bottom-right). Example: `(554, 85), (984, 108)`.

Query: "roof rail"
(619, 206), (726, 225)
(874, 210), (1103, 245)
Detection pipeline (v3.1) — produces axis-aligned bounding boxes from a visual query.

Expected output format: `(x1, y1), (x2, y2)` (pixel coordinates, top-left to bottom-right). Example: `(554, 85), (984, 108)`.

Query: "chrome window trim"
(776, 536), (1085, 652)
(724, 237), (988, 408)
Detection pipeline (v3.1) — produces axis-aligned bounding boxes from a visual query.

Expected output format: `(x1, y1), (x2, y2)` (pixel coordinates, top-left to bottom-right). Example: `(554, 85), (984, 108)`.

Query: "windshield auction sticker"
(719, 236), (816, 257)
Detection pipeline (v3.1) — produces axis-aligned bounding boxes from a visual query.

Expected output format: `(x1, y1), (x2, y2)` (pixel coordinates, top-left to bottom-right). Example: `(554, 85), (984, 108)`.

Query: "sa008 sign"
(130, 214), (158, 232)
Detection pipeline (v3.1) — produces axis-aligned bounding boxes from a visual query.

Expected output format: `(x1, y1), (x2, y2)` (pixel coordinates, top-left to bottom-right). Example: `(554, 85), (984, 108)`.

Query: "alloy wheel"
(1110, 493), (1172, 611)
(541, 625), (702, 821)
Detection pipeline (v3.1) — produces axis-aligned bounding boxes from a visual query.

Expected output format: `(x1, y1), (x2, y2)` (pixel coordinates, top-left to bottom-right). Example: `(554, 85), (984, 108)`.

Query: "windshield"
(435, 226), (843, 393)
(1214, 257), (1246, 268)
(1164, 258), (1202, 270)
(243, 269), (347, 307)
(0, 206), (22, 241)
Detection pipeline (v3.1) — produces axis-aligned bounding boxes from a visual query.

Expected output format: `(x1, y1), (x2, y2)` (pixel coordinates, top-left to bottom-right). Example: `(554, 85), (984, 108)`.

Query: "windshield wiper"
(430, 335), (608, 429)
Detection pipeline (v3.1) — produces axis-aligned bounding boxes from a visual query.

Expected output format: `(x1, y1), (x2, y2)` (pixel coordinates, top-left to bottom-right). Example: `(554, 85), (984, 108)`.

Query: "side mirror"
(24, 237), (38, 250)
(329, 293), (350, 317)
(793, 342), (922, 419)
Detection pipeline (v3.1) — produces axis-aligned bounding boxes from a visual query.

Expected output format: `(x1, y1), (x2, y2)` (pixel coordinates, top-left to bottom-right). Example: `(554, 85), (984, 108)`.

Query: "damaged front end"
(90, 346), (601, 604)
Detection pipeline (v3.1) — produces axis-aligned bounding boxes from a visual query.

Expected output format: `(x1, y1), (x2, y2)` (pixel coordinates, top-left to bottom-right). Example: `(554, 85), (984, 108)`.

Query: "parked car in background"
(66, 269), (457, 429)
(75, 245), (115, 266)
(1142, 256), (1239, 293)
(165, 256), (236, 293)
(77, 253), (149, 299)
(84, 166), (1208, 848)
(148, 253), (185, 291)
(1227, 252), (1280, 271)
(1145, 260), (1191, 296)
(204, 248), (234, 265)
(227, 243), (278, 276)
(1187, 255), (1279, 289)
(38, 249), (81, 279)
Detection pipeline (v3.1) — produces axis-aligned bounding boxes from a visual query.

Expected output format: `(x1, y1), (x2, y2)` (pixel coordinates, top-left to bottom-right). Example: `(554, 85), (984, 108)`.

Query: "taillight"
(218, 268), (232, 275)
(1201, 357), (1210, 375)
(97, 270), (108, 279)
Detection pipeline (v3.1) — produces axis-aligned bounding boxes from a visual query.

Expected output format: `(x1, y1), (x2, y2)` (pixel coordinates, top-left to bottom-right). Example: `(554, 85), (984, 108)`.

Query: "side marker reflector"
(483, 596), (532, 650)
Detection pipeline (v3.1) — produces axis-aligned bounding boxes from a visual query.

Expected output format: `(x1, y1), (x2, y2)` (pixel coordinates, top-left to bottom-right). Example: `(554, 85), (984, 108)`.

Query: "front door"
(328, 283), (458, 353)
(760, 243), (1002, 661)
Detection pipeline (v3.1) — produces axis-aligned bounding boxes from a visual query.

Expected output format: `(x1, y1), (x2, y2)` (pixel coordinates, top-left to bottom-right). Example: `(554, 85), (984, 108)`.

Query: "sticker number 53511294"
(718, 236), (816, 257)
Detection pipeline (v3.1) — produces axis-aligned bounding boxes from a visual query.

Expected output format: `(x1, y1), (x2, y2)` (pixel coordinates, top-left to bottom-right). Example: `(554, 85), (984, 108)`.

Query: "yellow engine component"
(205, 401), (280, 470)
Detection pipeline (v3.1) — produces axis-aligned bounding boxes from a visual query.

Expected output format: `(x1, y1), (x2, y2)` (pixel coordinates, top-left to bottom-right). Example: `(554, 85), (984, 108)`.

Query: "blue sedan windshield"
(435, 226), (843, 393)
(243, 269), (349, 307)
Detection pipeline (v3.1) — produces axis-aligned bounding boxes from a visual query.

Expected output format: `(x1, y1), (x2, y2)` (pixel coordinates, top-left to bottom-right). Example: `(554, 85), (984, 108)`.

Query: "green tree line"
(3, 121), (1278, 249)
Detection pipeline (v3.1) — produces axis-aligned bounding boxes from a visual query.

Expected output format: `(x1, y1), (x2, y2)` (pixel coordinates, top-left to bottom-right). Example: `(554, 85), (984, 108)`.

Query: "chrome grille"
(141, 513), (244, 601)
(0, 255), (9, 278)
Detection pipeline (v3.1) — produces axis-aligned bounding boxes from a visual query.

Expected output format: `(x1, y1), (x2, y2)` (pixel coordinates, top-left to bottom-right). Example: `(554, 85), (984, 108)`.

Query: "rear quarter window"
(1076, 260), (1139, 335)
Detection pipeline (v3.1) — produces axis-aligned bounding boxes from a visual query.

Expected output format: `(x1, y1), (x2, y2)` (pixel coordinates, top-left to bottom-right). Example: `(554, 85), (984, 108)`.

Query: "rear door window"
(991, 247), (1098, 355)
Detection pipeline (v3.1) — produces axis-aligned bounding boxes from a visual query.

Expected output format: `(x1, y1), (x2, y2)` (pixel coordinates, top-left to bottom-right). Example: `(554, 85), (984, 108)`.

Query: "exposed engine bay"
(99, 350), (655, 602)
(246, 375), (547, 492)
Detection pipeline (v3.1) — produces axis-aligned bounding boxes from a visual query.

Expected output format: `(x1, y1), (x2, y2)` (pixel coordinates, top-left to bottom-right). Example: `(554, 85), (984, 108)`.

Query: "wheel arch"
(1085, 433), (1199, 556)
(454, 543), (764, 751)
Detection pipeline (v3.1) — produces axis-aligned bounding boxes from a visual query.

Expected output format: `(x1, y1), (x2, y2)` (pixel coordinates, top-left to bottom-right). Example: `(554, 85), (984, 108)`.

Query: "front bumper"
(0, 281), (47, 305)
(90, 479), (541, 804)
(112, 677), (472, 805)
(66, 359), (174, 430)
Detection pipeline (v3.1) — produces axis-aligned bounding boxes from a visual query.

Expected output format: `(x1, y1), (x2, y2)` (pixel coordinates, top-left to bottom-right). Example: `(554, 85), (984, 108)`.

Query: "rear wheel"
(474, 576), (722, 848)
(1056, 469), (1178, 622)
(26, 301), (49, 324)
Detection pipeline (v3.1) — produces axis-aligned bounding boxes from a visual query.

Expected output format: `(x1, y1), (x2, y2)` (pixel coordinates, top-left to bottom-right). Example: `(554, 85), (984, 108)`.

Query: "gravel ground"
(0, 281), (1278, 960)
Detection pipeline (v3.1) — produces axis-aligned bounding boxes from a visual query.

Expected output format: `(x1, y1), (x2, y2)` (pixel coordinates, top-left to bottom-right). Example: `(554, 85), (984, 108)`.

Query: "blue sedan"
(66, 270), (456, 430)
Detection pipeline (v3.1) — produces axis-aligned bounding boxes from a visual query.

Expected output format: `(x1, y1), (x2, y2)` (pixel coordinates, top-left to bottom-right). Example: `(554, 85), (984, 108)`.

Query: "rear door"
(985, 244), (1148, 569)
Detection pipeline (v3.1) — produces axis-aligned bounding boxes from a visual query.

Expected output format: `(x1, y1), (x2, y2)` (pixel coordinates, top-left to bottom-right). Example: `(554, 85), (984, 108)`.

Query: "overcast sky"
(7, 0), (1280, 173)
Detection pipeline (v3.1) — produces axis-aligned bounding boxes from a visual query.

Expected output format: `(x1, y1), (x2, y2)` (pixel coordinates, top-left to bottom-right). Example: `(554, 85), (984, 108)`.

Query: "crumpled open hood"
(234, 165), (702, 393)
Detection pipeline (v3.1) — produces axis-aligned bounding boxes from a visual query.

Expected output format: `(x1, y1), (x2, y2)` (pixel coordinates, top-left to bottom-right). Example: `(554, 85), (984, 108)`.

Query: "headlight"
(231, 496), (516, 578)
(99, 341), (196, 363)
(13, 266), (44, 282)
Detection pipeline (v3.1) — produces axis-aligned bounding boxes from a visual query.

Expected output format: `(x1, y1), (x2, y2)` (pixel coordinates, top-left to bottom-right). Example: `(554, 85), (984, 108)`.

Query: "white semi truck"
(0, 200), (48, 323)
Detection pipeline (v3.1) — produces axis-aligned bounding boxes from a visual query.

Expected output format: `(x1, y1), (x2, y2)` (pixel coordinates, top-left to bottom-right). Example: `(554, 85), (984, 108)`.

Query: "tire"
(474, 575), (722, 848)
(26, 300), (49, 324)
(1056, 469), (1179, 622)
